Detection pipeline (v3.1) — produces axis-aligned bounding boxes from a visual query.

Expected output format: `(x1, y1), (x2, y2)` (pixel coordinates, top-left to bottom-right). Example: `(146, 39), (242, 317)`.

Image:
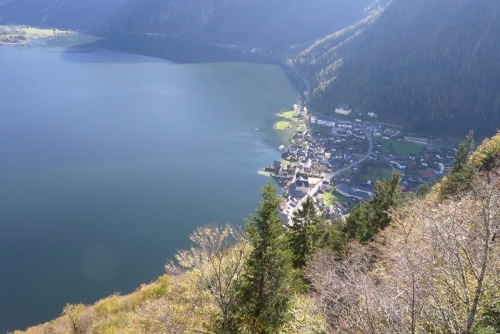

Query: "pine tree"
(289, 196), (322, 269)
(370, 172), (402, 230)
(451, 130), (475, 172)
(479, 150), (498, 171)
(440, 130), (475, 197)
(343, 173), (402, 243)
(236, 182), (297, 334)
(343, 202), (374, 243)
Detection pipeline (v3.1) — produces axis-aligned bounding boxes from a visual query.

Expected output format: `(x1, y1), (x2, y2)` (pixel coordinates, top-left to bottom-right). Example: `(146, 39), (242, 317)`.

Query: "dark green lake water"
(0, 36), (297, 332)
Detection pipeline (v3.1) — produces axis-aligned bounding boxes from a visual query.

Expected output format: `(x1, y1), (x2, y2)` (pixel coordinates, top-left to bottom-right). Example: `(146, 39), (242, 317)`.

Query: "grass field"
(359, 166), (392, 182)
(332, 191), (351, 205)
(277, 110), (300, 122)
(275, 109), (306, 133)
(23, 27), (58, 38)
(275, 121), (291, 130)
(322, 192), (334, 206)
(381, 139), (424, 158)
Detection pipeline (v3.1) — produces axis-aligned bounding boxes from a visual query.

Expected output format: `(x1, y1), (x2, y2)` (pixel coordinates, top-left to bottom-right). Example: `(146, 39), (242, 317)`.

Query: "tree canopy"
(236, 181), (298, 334)
(343, 172), (402, 243)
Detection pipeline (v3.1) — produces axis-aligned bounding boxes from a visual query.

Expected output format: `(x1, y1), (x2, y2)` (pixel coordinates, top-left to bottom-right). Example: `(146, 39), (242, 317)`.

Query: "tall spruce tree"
(289, 196), (322, 269)
(440, 130), (475, 198)
(451, 130), (475, 172)
(236, 182), (297, 334)
(343, 173), (402, 243)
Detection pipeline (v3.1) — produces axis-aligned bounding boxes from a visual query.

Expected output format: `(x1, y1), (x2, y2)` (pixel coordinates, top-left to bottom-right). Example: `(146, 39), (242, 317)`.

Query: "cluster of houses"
(268, 103), (458, 222)
(272, 113), (373, 220)
(370, 126), (456, 187)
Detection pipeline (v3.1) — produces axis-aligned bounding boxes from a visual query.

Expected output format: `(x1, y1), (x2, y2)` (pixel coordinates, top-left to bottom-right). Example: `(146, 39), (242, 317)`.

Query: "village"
(0, 25), (75, 45)
(267, 103), (458, 223)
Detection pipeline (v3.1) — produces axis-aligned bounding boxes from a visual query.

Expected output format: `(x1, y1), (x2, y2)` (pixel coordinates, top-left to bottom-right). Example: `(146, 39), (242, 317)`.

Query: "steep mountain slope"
(0, 0), (382, 50)
(291, 0), (500, 137)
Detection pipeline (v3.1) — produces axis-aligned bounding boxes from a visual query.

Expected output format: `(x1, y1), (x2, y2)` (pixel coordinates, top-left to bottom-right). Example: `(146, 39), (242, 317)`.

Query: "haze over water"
(0, 36), (298, 332)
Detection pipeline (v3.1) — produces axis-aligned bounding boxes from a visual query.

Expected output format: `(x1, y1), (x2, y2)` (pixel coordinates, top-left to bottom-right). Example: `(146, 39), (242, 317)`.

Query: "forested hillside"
(0, 0), (383, 50)
(290, 0), (500, 137)
(11, 132), (500, 334)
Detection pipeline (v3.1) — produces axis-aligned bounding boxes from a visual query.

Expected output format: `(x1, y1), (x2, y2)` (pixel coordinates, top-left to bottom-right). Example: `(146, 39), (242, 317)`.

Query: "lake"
(0, 35), (298, 332)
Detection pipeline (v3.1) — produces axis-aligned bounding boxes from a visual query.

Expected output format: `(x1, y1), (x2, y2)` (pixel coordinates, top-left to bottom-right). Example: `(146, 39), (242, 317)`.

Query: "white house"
(391, 160), (407, 170)
(335, 103), (352, 115)
(404, 136), (428, 144)
(337, 122), (353, 129)
(317, 119), (336, 127)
